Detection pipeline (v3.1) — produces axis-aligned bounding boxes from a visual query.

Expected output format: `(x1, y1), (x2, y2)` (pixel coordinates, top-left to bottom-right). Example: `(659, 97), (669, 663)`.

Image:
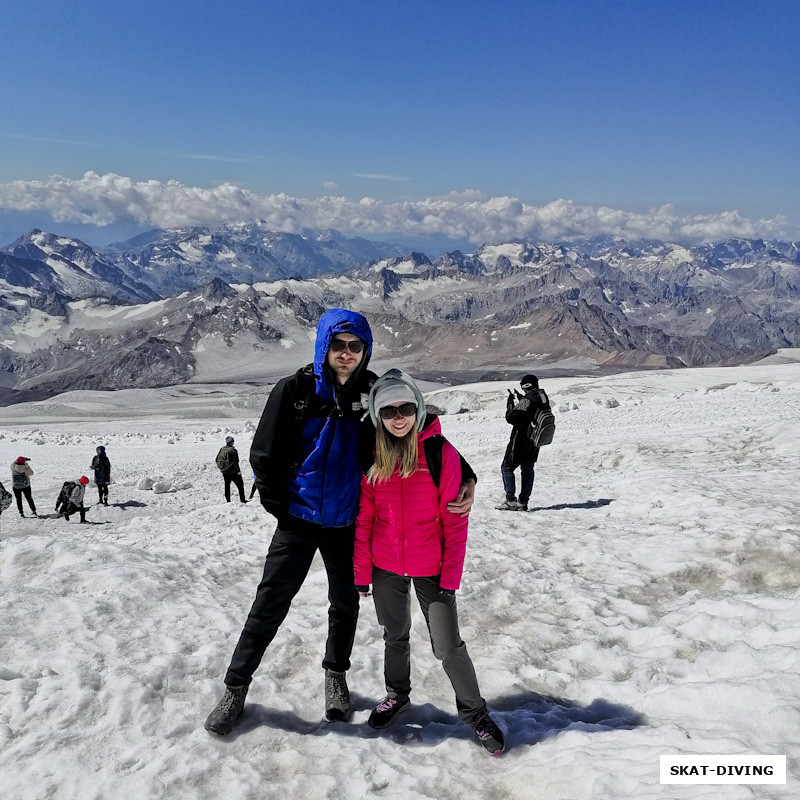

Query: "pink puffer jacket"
(354, 417), (468, 591)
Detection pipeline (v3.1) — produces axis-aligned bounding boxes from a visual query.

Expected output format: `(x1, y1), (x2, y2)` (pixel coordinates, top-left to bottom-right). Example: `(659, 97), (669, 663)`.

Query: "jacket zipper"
(321, 384), (344, 526)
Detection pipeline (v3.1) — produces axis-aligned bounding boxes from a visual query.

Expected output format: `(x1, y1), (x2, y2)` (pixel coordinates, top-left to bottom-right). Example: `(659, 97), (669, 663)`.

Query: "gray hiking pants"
(371, 566), (485, 723)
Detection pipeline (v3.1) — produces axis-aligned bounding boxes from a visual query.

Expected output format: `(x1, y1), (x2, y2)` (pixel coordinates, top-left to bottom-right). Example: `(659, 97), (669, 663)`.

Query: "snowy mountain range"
(1, 226), (799, 403)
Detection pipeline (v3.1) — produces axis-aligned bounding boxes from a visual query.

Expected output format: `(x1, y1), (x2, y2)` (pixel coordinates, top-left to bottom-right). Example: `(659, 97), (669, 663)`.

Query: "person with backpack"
(54, 481), (75, 517)
(90, 446), (111, 505)
(353, 368), (506, 756)
(498, 374), (552, 512)
(0, 480), (13, 529)
(204, 309), (476, 736)
(216, 437), (247, 503)
(59, 476), (90, 523)
(10, 456), (37, 517)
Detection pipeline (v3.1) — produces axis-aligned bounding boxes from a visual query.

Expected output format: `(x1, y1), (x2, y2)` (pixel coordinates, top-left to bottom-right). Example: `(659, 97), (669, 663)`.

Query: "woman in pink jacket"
(354, 369), (505, 756)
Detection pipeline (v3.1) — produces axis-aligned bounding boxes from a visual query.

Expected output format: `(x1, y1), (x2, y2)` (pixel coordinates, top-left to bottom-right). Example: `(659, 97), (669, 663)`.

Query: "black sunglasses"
(329, 338), (365, 353)
(379, 402), (417, 420)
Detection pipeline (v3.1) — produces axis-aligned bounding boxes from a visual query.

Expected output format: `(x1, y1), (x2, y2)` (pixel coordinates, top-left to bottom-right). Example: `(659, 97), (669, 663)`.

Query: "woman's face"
(380, 402), (416, 438)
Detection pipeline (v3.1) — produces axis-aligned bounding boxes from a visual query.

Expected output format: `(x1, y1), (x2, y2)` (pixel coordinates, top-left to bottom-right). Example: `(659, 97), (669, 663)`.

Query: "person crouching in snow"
(62, 476), (90, 523)
(354, 369), (506, 756)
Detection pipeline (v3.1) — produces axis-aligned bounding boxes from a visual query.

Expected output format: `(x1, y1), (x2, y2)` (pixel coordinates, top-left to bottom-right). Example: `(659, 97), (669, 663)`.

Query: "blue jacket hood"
(313, 309), (373, 399)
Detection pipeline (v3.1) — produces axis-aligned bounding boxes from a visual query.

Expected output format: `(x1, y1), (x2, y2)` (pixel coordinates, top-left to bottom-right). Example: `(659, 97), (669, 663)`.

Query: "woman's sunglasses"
(379, 403), (417, 420)
(329, 338), (365, 353)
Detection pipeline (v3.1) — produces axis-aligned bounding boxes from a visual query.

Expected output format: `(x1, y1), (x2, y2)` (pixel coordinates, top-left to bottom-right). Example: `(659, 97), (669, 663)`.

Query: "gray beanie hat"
(368, 368), (427, 429)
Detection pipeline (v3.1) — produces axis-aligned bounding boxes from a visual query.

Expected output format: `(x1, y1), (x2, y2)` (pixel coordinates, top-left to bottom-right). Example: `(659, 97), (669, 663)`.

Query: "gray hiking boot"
(204, 684), (248, 735)
(324, 669), (351, 722)
(497, 499), (522, 511)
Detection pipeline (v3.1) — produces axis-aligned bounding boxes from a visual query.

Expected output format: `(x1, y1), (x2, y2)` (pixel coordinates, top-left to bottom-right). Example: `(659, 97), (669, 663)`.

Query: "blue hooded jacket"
(285, 309), (374, 527)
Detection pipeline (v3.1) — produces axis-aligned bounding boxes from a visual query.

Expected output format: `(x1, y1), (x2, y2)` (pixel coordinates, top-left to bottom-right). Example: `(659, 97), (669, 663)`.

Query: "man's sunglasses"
(329, 338), (366, 353)
(379, 403), (417, 420)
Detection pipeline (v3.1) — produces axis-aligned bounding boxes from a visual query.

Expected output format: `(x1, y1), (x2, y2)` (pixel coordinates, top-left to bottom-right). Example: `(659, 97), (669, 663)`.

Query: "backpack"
(216, 448), (233, 472)
(56, 481), (76, 509)
(423, 435), (445, 488)
(11, 471), (28, 489)
(0, 482), (11, 513)
(526, 389), (556, 447)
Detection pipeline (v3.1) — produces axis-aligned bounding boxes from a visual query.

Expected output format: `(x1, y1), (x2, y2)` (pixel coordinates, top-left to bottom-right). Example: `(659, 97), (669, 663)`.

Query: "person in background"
(216, 436), (247, 504)
(10, 456), (37, 518)
(498, 374), (551, 511)
(91, 446), (112, 506)
(62, 476), (90, 523)
(354, 369), (505, 756)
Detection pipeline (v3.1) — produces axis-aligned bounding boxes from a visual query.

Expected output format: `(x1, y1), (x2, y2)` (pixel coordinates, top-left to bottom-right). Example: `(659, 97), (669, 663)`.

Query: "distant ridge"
(1, 226), (798, 401)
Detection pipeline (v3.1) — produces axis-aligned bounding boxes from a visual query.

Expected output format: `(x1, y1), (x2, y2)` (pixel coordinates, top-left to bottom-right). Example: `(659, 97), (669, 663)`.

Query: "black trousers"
(13, 486), (36, 515)
(501, 447), (538, 505)
(223, 473), (246, 502)
(96, 483), (109, 503)
(64, 502), (86, 522)
(224, 523), (360, 686)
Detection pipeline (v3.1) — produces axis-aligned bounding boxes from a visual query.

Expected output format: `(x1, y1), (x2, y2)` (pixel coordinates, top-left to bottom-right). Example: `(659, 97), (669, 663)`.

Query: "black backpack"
(423, 435), (445, 488)
(0, 482), (11, 513)
(526, 389), (556, 447)
(56, 481), (76, 510)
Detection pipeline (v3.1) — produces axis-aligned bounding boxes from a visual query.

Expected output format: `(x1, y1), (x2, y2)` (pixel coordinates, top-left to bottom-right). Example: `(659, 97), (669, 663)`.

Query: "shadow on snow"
(528, 498), (613, 512)
(224, 689), (644, 749)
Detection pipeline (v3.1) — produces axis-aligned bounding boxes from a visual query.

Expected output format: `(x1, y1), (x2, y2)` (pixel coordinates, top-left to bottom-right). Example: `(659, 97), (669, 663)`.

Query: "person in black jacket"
(216, 437), (246, 503)
(90, 446), (111, 505)
(204, 308), (477, 737)
(498, 374), (550, 511)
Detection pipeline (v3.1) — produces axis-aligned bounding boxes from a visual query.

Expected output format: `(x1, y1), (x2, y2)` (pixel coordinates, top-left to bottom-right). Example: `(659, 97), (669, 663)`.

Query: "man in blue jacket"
(205, 309), (476, 734)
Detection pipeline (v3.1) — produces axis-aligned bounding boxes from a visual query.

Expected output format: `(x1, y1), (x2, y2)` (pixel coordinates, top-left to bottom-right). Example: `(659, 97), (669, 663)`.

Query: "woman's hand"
(355, 584), (372, 598)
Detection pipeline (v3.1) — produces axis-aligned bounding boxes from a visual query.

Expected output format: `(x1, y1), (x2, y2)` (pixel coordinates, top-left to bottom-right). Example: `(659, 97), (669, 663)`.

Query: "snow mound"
(424, 389), (483, 415)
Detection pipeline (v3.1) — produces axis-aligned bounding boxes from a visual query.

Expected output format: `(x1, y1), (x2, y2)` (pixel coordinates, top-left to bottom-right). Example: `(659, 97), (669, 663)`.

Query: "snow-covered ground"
(1, 357), (799, 799)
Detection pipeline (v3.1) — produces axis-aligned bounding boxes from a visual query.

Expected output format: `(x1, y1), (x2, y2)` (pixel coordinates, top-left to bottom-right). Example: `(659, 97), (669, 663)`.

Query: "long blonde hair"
(368, 418), (419, 483)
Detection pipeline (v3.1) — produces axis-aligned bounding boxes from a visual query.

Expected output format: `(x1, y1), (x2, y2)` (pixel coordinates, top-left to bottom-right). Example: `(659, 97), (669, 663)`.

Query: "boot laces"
(326, 672), (348, 704)
(376, 694), (401, 712)
(472, 710), (501, 741)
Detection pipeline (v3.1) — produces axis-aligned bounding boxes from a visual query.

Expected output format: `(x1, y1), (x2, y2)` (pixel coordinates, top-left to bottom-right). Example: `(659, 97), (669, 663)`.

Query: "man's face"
(327, 333), (365, 385)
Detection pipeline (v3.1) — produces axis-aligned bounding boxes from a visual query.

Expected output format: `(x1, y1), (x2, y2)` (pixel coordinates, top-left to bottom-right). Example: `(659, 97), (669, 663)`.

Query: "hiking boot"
(324, 669), (351, 722)
(519, 503), (528, 512)
(204, 684), (248, 735)
(367, 692), (410, 729)
(471, 709), (506, 755)
(496, 499), (522, 511)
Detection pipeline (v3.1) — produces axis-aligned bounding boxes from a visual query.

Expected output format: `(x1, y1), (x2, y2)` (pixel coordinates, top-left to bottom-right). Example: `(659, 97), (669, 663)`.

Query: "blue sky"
(1, 0), (798, 246)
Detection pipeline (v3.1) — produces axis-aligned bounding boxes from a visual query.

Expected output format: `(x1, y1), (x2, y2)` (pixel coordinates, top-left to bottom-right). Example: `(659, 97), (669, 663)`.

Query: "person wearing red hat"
(62, 476), (90, 523)
(10, 456), (37, 518)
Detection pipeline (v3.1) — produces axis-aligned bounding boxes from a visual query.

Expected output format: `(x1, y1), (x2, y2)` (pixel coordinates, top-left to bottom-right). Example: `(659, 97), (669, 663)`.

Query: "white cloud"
(0, 171), (796, 244)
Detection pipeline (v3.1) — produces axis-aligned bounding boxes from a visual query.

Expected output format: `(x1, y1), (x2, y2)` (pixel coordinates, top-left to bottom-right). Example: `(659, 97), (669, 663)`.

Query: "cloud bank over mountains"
(1, 171), (795, 244)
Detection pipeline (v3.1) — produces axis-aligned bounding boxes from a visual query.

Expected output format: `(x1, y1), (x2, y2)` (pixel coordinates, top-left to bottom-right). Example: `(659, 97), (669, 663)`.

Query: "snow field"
(1, 361), (799, 799)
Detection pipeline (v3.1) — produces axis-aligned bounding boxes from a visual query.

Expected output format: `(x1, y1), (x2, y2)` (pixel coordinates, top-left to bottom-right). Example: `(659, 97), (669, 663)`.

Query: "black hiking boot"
(324, 669), (351, 721)
(367, 692), (410, 729)
(471, 708), (506, 755)
(204, 684), (248, 735)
